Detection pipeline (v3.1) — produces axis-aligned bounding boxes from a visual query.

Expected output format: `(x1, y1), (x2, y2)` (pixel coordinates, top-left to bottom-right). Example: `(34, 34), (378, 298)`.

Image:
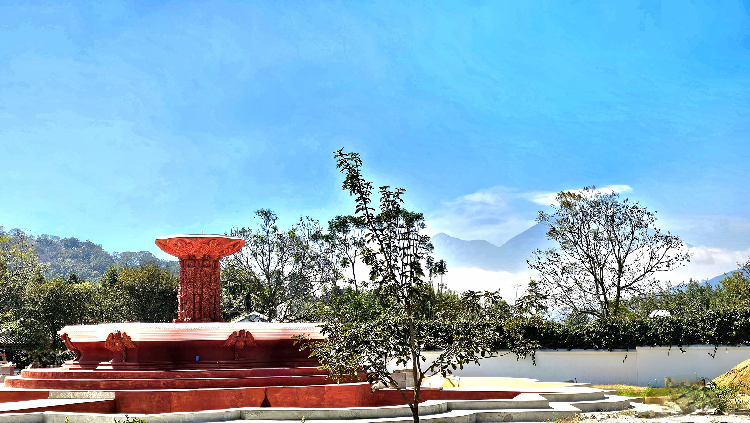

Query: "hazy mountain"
(432, 224), (744, 290)
(431, 223), (552, 273)
(703, 269), (749, 288)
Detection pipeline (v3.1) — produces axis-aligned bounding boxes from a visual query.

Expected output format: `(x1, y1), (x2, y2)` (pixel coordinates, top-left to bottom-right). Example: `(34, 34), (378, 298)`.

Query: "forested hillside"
(4, 229), (178, 280)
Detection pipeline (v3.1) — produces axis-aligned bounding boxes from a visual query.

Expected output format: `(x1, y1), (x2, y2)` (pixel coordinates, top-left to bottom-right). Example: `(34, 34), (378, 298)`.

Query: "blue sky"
(1, 1), (749, 284)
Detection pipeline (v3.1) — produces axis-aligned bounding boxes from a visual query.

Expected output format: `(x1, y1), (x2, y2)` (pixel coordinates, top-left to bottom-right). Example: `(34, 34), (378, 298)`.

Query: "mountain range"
(431, 223), (552, 273)
(431, 223), (738, 287)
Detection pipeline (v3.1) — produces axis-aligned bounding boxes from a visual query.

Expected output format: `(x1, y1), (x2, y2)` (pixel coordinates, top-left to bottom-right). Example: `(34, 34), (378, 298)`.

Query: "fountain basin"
(50, 322), (323, 371)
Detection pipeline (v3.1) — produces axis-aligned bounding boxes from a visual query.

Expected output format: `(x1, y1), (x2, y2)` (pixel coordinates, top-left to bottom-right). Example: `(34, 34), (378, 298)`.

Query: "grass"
(592, 384), (678, 397)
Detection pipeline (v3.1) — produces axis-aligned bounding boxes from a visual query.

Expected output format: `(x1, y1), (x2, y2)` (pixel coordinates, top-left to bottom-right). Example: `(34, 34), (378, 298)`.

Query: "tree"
(300, 149), (498, 423)
(108, 265), (179, 323)
(627, 279), (723, 317)
(427, 257), (448, 294)
(325, 215), (366, 291)
(223, 210), (339, 322)
(527, 187), (690, 320)
(0, 227), (44, 317)
(718, 258), (750, 310)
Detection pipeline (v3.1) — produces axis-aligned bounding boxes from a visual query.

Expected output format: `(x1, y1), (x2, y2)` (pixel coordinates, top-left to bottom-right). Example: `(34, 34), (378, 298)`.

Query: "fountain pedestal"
(155, 234), (245, 322)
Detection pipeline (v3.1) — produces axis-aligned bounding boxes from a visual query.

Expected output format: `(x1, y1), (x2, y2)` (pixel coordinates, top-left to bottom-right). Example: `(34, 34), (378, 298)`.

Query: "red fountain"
(0, 235), (524, 415)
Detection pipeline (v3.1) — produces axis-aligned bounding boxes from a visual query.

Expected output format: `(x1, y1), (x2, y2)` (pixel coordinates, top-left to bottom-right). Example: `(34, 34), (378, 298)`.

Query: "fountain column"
(155, 234), (245, 322)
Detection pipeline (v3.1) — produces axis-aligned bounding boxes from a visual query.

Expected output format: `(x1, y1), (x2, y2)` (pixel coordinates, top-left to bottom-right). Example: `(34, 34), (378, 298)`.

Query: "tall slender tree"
(301, 149), (497, 423)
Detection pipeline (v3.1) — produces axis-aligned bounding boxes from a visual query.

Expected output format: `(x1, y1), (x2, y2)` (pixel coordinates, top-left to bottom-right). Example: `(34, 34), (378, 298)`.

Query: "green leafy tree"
(16, 276), (101, 363)
(718, 258), (750, 310)
(627, 279), (723, 317)
(301, 149), (498, 423)
(223, 210), (339, 322)
(103, 265), (179, 323)
(528, 187), (690, 320)
(0, 227), (44, 316)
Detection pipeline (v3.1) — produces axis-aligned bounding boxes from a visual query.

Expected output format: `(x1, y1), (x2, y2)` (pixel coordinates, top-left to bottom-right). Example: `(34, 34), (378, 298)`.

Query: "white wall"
(407, 345), (750, 387)
(636, 345), (749, 386)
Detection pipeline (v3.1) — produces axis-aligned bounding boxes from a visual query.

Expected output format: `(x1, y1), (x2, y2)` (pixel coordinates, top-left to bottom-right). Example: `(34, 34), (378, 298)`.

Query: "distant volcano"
(430, 223), (552, 273)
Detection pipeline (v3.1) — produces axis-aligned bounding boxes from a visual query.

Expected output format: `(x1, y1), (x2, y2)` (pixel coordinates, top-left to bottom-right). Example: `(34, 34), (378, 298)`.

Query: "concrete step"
(446, 393), (550, 410)
(567, 395), (631, 412)
(0, 398), (114, 414)
(473, 402), (581, 422)
(229, 404), (579, 423)
(538, 389), (605, 402)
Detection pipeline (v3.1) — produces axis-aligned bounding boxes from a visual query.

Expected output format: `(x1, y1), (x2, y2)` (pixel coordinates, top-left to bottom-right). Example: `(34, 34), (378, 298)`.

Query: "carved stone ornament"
(60, 333), (82, 361)
(154, 235), (244, 259)
(221, 329), (256, 360)
(104, 331), (137, 363)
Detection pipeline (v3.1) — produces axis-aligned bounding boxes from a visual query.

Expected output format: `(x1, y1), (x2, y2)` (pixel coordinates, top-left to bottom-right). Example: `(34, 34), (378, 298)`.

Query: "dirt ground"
(579, 402), (750, 423)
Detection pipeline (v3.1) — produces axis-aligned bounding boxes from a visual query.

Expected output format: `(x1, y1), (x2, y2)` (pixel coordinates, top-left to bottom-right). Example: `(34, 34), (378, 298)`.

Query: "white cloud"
(662, 245), (750, 284)
(440, 267), (537, 301)
(522, 185), (633, 206)
(657, 214), (750, 251)
(440, 246), (750, 298)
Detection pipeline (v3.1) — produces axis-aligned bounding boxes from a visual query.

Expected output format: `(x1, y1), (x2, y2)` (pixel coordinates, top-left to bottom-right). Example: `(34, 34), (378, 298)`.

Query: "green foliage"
(627, 280), (724, 317)
(300, 149), (499, 423)
(0, 227), (44, 315)
(718, 259), (750, 310)
(529, 187), (690, 320)
(676, 380), (748, 413)
(626, 260), (750, 319)
(324, 215), (367, 291)
(0, 247), (178, 367)
(615, 386), (676, 397)
(475, 310), (750, 352)
(105, 265), (178, 323)
(223, 209), (339, 322)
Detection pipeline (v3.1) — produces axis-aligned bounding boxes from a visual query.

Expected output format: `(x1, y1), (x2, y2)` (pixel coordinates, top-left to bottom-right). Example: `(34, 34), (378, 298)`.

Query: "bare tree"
(527, 187), (690, 319)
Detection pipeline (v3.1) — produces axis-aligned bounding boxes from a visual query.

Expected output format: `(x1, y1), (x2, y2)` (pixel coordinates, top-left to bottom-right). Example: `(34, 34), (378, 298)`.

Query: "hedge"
(419, 310), (750, 355)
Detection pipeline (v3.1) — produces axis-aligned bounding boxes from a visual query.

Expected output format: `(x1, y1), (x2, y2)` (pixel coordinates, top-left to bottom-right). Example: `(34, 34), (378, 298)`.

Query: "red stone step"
(20, 366), (326, 379)
(4, 374), (339, 390)
(0, 388), (49, 403)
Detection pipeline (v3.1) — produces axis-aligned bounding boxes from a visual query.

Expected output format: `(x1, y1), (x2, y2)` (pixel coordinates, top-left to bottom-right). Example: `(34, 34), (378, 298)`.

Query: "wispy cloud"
(425, 186), (535, 246)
